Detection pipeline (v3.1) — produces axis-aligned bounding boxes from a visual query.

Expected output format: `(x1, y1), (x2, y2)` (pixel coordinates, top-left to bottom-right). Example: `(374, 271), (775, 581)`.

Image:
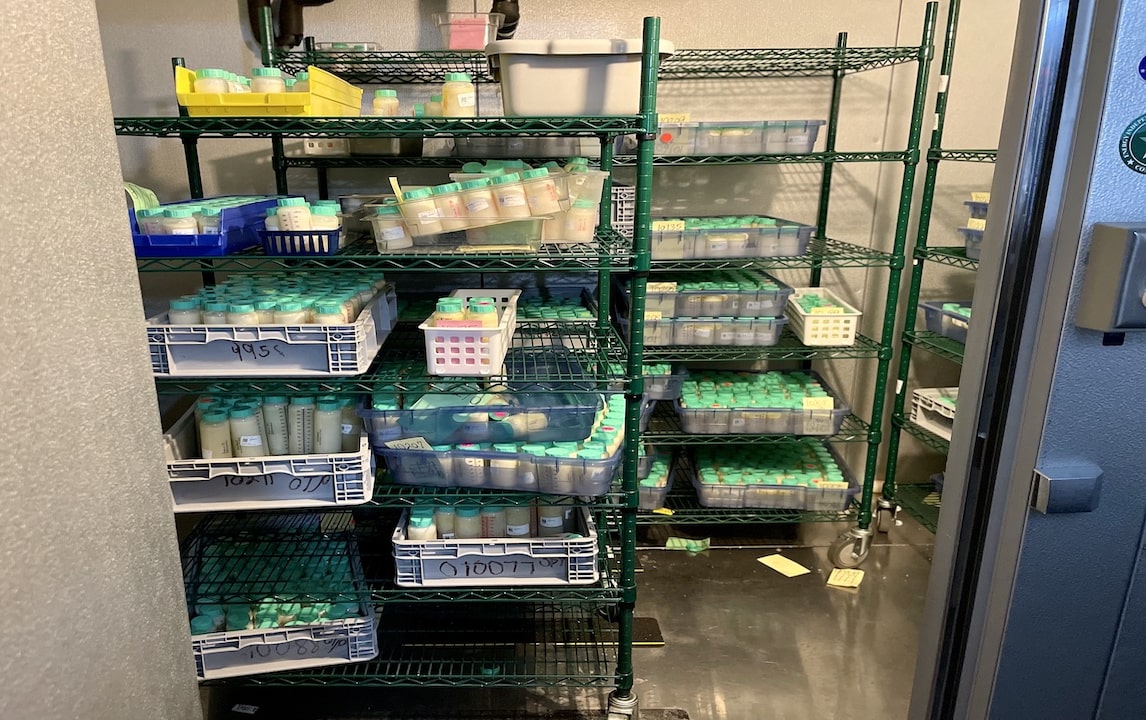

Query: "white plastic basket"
(148, 286), (397, 377)
(786, 287), (862, 346)
(391, 507), (600, 587)
(191, 614), (378, 681)
(910, 387), (958, 441)
(163, 406), (375, 513)
(419, 289), (521, 376)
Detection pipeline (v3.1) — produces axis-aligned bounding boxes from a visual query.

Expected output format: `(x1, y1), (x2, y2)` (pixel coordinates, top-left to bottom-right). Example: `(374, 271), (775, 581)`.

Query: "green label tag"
(1119, 114), (1146, 174)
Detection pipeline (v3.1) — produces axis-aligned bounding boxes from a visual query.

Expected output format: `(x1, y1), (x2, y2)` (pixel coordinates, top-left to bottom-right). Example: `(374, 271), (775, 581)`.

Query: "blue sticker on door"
(1140, 54), (1146, 80)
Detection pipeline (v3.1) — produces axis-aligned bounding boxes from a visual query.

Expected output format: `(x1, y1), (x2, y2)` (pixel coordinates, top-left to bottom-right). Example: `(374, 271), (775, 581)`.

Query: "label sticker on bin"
(651, 220), (686, 232)
(422, 554), (569, 583)
(809, 306), (845, 314)
(646, 282), (678, 293)
(967, 218), (987, 231)
(802, 397), (836, 410)
(658, 113), (691, 123)
(385, 437), (435, 451)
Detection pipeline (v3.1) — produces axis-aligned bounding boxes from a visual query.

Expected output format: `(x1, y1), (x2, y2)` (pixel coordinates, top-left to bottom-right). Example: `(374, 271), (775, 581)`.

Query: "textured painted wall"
(0, 1), (202, 719)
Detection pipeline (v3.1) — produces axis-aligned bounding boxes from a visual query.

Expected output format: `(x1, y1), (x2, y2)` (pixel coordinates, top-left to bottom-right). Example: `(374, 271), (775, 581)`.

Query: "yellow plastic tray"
(175, 65), (362, 117)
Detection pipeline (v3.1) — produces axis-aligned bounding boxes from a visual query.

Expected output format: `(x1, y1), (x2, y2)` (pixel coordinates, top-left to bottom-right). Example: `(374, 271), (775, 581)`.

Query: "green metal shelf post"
(598, 134), (617, 342)
(811, 31), (847, 289)
(880, 0), (997, 535)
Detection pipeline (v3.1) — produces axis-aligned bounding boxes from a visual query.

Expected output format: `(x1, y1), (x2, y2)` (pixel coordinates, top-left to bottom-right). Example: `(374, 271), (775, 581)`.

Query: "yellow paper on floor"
(757, 554), (811, 577)
(827, 568), (865, 588)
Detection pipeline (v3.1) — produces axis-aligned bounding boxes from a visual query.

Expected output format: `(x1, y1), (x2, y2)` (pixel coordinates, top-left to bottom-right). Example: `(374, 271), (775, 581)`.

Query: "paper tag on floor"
(827, 568), (865, 588)
(757, 554), (811, 577)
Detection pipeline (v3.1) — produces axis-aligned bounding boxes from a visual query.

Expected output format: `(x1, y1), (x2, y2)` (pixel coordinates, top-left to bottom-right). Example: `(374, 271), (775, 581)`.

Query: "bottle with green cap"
(432, 182), (467, 231)
(370, 203), (413, 251)
(427, 93), (443, 116)
(198, 409), (232, 459)
(490, 173), (530, 218)
(276, 196), (312, 231)
(442, 72), (475, 117)
(314, 397), (344, 453)
(407, 512), (438, 540)
(288, 396), (316, 454)
(202, 300), (230, 325)
(458, 176), (497, 219)
(563, 198), (598, 243)
(162, 206), (199, 235)
(228, 405), (264, 458)
(261, 396), (289, 455)
(454, 506), (482, 539)
(168, 297), (202, 324)
(521, 167), (561, 215)
(372, 88), (399, 116)
(135, 206), (166, 234)
(193, 68), (229, 94)
(310, 204), (341, 232)
(250, 66), (286, 93)
(273, 300), (307, 324)
(225, 302), (258, 325)
(401, 187), (443, 235)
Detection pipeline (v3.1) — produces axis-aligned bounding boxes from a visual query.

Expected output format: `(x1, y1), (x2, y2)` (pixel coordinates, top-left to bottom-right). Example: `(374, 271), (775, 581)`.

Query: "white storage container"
(148, 286), (397, 377)
(910, 387), (958, 441)
(163, 406), (375, 513)
(484, 38), (675, 116)
(391, 507), (600, 587)
(420, 289), (521, 376)
(786, 287), (862, 346)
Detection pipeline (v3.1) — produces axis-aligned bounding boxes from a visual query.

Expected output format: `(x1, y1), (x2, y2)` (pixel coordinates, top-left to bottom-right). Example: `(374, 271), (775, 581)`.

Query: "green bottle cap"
(374, 89), (398, 98)
(522, 168), (550, 180)
(404, 187), (432, 201)
(196, 68), (226, 79)
(491, 173), (522, 185)
(459, 177), (492, 190)
(251, 66), (281, 77)
(278, 197), (307, 207)
(456, 506), (480, 518)
(444, 72), (473, 82)
(312, 205), (339, 216)
(229, 406), (255, 419)
(164, 207), (195, 218)
(290, 396), (315, 406)
(432, 182), (462, 194)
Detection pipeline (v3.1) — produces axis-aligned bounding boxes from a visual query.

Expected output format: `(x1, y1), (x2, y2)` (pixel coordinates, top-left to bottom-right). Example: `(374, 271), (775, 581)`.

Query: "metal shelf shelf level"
(271, 49), (495, 85)
(929, 148), (998, 163)
(153, 323), (628, 396)
(895, 483), (941, 534)
(213, 602), (618, 688)
(612, 150), (909, 166)
(136, 231), (631, 273)
(658, 46), (925, 79)
(893, 413), (951, 454)
(918, 245), (979, 269)
(648, 237), (892, 272)
(903, 329), (965, 364)
(641, 331), (881, 363)
(113, 116), (642, 138)
(641, 401), (871, 446)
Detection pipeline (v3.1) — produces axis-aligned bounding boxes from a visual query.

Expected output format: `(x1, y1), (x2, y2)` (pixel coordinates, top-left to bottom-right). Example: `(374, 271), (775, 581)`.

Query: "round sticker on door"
(1140, 54), (1146, 80)
(1119, 113), (1146, 174)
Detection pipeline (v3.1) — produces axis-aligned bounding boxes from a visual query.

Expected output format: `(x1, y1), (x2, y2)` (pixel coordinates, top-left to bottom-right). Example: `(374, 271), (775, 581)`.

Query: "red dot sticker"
(660, 132), (674, 142)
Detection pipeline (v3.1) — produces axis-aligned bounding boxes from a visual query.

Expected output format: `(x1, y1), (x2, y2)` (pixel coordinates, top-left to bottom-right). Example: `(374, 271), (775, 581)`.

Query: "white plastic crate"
(391, 507), (600, 587)
(419, 289), (521, 376)
(611, 184), (635, 238)
(910, 387), (958, 441)
(148, 286), (397, 377)
(786, 287), (862, 346)
(192, 614), (377, 681)
(163, 407), (375, 513)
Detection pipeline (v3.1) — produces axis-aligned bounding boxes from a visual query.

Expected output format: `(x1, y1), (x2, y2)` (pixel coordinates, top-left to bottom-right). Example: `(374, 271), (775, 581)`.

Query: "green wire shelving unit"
(120, 10), (666, 714)
(879, 0), (998, 534)
(627, 7), (939, 571)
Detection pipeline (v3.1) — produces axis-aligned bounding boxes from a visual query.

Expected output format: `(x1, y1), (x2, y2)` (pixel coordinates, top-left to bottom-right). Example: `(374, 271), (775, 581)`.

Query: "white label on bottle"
(507, 524), (530, 536)
(466, 198), (491, 213)
(440, 532), (455, 539)
(498, 193), (527, 207)
(457, 92), (476, 107)
(745, 301), (761, 311)
(418, 209), (439, 220)
(788, 134), (809, 145)
(381, 226), (406, 240)
(341, 423), (355, 434)
(719, 331), (735, 342)
(540, 515), (564, 528)
(240, 435), (263, 447)
(170, 228), (197, 235)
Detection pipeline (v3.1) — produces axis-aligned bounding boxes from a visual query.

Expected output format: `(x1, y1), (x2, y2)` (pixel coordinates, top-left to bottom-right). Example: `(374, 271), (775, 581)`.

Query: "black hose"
(491, 0), (519, 39)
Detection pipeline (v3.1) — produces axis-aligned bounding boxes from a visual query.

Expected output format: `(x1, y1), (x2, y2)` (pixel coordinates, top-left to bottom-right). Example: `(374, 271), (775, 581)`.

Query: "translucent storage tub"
(644, 365), (687, 400)
(163, 406), (375, 513)
(404, 217), (547, 249)
(358, 392), (603, 446)
(420, 289), (521, 376)
(959, 227), (984, 260)
(259, 227), (345, 256)
(349, 137), (422, 157)
(638, 455), (674, 511)
(641, 273), (793, 318)
(650, 217), (813, 260)
(391, 507), (599, 587)
(183, 515), (376, 680)
(695, 122), (765, 155)
(453, 137), (581, 158)
(174, 65), (361, 117)
(964, 200), (989, 219)
(919, 300), (972, 344)
(484, 38), (675, 116)
(434, 12), (503, 50)
(910, 387), (958, 441)
(376, 444), (621, 497)
(761, 120), (826, 154)
(148, 286), (397, 377)
(637, 444), (656, 479)
(690, 445), (859, 511)
(132, 197), (282, 258)
(675, 372), (849, 436)
(786, 287), (863, 346)
(619, 316), (788, 347)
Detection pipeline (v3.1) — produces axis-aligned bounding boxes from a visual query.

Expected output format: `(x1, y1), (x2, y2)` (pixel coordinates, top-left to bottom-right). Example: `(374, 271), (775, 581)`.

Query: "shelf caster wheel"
(829, 527), (873, 568)
(875, 498), (899, 534)
(607, 691), (639, 720)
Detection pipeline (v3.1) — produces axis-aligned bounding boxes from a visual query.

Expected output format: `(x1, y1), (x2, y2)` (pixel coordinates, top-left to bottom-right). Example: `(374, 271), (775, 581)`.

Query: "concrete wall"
(94, 0), (1017, 485)
(0, 1), (202, 719)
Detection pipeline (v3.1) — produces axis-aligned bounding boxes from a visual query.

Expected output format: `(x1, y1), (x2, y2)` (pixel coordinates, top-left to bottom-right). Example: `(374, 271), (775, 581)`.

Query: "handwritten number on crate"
(230, 342), (287, 362)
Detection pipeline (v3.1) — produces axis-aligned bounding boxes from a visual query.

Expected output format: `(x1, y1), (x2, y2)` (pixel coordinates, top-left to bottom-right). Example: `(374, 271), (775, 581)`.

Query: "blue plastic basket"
(131, 197), (282, 258)
(259, 228), (344, 256)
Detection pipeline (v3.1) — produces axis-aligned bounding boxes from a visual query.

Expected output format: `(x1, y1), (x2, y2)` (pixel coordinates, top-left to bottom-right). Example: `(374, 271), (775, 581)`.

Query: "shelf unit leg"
(598, 135), (616, 340)
(855, 2), (937, 535)
(272, 137), (289, 194)
(811, 32), (847, 289)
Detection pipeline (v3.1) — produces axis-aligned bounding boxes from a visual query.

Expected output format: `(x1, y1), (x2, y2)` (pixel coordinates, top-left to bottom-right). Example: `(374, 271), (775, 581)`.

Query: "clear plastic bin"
(131, 197), (282, 258)
(919, 300), (972, 344)
(619, 316), (787, 347)
(650, 218), (813, 260)
(675, 372), (850, 436)
(358, 392), (603, 446)
(644, 367), (687, 400)
(434, 12), (503, 50)
(695, 122), (764, 155)
(762, 120), (826, 154)
(638, 455), (674, 510)
(163, 406), (375, 513)
(453, 137), (581, 158)
(690, 446), (859, 511)
(641, 274), (793, 318)
(392, 507), (599, 587)
(910, 387), (958, 441)
(960, 227), (984, 260)
(377, 444), (620, 497)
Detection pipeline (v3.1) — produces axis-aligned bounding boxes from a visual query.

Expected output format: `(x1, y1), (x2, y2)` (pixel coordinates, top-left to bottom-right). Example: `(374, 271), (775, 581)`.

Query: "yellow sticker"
(652, 508), (674, 516)
(802, 396), (835, 410)
(644, 310), (662, 321)
(758, 554), (811, 578)
(658, 113), (691, 124)
(971, 191), (991, 203)
(646, 282), (678, 293)
(827, 568), (865, 588)
(809, 306), (845, 314)
(651, 220), (686, 232)
(967, 218), (987, 231)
